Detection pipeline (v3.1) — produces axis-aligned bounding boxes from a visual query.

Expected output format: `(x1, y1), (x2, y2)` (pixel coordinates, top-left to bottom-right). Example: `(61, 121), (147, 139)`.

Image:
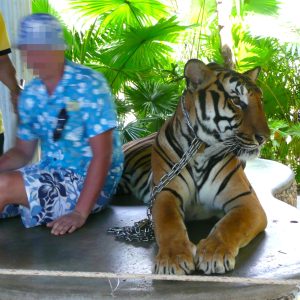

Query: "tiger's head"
(183, 59), (270, 160)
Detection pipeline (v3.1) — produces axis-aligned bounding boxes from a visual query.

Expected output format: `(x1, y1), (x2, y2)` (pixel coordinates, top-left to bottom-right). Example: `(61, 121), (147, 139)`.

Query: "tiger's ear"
(184, 59), (216, 92)
(243, 67), (261, 82)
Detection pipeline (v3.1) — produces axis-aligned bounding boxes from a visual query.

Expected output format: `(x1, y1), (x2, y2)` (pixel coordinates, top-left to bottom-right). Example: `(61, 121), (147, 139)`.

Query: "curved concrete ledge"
(245, 158), (298, 208)
(245, 158), (295, 199)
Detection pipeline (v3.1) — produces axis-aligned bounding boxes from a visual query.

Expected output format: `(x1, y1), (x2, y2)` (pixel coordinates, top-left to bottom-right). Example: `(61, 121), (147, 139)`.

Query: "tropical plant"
(174, 0), (300, 183)
(32, 0), (300, 184)
(229, 8), (300, 183)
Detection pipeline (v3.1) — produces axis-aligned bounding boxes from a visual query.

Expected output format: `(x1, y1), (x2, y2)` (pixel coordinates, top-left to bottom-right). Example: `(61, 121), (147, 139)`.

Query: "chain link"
(107, 95), (203, 242)
(147, 137), (202, 217)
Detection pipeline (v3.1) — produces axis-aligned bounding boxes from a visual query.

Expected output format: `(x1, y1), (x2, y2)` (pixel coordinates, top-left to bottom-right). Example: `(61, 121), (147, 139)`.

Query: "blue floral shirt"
(18, 60), (124, 176)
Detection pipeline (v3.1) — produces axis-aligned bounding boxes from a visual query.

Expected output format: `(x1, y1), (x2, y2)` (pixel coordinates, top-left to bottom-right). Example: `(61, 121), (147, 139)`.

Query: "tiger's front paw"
(195, 238), (238, 274)
(154, 241), (197, 275)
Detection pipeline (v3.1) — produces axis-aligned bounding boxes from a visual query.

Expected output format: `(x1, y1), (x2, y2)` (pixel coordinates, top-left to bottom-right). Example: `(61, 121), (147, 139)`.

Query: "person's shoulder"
(66, 60), (108, 84)
(24, 77), (42, 89)
(21, 77), (43, 98)
(18, 78), (42, 111)
(65, 61), (112, 102)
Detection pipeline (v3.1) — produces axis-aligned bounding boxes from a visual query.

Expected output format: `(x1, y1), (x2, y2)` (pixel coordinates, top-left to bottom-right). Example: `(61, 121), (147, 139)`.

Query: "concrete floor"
(0, 159), (300, 299)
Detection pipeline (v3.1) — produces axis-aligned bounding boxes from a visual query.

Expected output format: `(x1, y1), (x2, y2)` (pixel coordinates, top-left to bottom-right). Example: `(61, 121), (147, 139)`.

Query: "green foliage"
(98, 17), (190, 92)
(233, 0), (280, 16)
(32, 0), (300, 185)
(124, 81), (180, 117)
(32, 0), (57, 14)
(69, 0), (169, 30)
(260, 120), (300, 183)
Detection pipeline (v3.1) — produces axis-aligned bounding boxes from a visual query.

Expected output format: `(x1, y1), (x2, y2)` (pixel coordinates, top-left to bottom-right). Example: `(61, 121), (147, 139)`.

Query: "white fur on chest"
(184, 151), (225, 221)
(193, 153), (221, 201)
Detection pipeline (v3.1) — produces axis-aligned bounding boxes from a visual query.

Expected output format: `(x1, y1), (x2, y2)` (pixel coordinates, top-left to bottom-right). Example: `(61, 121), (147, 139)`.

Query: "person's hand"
(46, 210), (88, 236)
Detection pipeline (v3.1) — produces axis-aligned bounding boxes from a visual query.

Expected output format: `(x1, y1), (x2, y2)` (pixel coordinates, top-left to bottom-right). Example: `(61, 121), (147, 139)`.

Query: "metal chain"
(107, 95), (203, 242)
(146, 137), (202, 219)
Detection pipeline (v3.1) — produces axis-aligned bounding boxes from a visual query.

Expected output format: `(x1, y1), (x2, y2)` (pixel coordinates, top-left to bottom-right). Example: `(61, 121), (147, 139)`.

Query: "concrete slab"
(0, 158), (299, 299)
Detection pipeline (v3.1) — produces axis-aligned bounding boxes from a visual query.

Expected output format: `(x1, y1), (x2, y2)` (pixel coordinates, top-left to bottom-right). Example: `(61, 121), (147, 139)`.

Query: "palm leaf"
(32, 0), (56, 14)
(124, 80), (180, 117)
(120, 118), (153, 143)
(68, 0), (169, 31)
(236, 0), (280, 16)
(100, 17), (190, 89)
(86, 62), (150, 93)
(286, 123), (300, 138)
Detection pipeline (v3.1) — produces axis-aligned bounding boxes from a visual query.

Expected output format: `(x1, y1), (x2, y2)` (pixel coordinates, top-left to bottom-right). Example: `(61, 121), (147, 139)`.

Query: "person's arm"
(0, 55), (21, 112)
(0, 12), (21, 111)
(47, 129), (113, 235)
(74, 129), (113, 217)
(0, 138), (37, 172)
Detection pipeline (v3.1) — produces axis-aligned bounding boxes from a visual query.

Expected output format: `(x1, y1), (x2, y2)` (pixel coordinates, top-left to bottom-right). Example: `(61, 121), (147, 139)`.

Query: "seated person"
(0, 13), (124, 236)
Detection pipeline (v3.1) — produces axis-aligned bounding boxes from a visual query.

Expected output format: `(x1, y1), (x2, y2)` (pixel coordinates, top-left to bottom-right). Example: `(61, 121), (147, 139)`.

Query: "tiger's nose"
(255, 134), (266, 145)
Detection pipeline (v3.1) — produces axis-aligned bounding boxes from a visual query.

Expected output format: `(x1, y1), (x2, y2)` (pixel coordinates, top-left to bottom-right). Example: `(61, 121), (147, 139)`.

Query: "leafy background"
(32, 0), (300, 186)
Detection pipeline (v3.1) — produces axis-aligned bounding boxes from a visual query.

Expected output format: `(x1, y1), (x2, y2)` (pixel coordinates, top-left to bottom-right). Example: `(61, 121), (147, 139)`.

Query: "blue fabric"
(16, 13), (66, 49)
(0, 60), (124, 227)
(18, 60), (123, 175)
(18, 165), (120, 228)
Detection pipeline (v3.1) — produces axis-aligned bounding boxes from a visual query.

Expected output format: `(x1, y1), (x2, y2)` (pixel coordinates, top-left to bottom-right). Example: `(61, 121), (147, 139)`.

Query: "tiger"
(117, 59), (270, 275)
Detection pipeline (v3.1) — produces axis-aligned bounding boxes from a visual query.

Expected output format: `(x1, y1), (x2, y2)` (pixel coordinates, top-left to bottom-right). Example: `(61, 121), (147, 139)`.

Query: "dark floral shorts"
(0, 163), (121, 228)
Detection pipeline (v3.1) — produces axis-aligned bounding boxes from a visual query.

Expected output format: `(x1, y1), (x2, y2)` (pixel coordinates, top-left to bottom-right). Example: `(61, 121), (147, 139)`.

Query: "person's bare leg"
(0, 171), (29, 211)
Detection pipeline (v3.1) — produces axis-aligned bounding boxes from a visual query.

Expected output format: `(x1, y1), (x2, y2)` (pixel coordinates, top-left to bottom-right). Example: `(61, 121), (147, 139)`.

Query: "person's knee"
(0, 172), (24, 200)
(0, 173), (13, 193)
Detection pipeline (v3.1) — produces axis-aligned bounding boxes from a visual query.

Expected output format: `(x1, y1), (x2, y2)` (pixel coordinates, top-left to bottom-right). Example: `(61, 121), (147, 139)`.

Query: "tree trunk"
(216, 0), (236, 69)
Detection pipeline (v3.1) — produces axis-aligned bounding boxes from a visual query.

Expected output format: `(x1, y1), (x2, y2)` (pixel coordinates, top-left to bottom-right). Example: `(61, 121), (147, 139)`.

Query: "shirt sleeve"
(82, 73), (118, 139)
(17, 88), (39, 141)
(0, 12), (11, 55)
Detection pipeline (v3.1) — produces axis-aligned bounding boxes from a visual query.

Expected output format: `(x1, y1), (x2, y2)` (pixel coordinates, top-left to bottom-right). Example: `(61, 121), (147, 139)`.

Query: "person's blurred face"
(20, 45), (64, 76)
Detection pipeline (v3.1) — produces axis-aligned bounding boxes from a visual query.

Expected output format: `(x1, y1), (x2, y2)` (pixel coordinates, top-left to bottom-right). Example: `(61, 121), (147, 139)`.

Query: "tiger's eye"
(230, 97), (247, 109)
(239, 101), (247, 109)
(231, 96), (240, 105)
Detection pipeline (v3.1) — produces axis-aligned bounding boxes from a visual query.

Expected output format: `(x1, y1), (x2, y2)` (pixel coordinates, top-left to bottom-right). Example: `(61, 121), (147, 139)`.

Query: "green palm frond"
(86, 62), (149, 93)
(286, 123), (300, 138)
(100, 17), (190, 89)
(268, 119), (289, 131)
(124, 80), (180, 117)
(101, 16), (189, 66)
(68, 0), (169, 31)
(32, 0), (56, 14)
(120, 118), (154, 143)
(234, 0), (281, 17)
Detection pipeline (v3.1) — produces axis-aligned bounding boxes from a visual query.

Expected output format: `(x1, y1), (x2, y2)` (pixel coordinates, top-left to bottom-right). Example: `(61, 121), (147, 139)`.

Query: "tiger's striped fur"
(117, 59), (270, 275)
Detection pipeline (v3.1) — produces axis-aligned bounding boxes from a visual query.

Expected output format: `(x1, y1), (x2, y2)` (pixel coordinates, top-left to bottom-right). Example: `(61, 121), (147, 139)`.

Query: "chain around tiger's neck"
(107, 93), (206, 243)
(180, 94), (204, 145)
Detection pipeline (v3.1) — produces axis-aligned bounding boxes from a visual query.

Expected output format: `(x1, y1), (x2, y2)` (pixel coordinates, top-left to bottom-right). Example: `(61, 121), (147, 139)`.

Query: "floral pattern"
(16, 163), (122, 228)
(34, 172), (67, 224)
(0, 60), (124, 228)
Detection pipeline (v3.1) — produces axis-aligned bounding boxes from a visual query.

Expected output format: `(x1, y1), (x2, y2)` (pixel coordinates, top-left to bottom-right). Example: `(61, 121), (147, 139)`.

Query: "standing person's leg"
(0, 171), (29, 212)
